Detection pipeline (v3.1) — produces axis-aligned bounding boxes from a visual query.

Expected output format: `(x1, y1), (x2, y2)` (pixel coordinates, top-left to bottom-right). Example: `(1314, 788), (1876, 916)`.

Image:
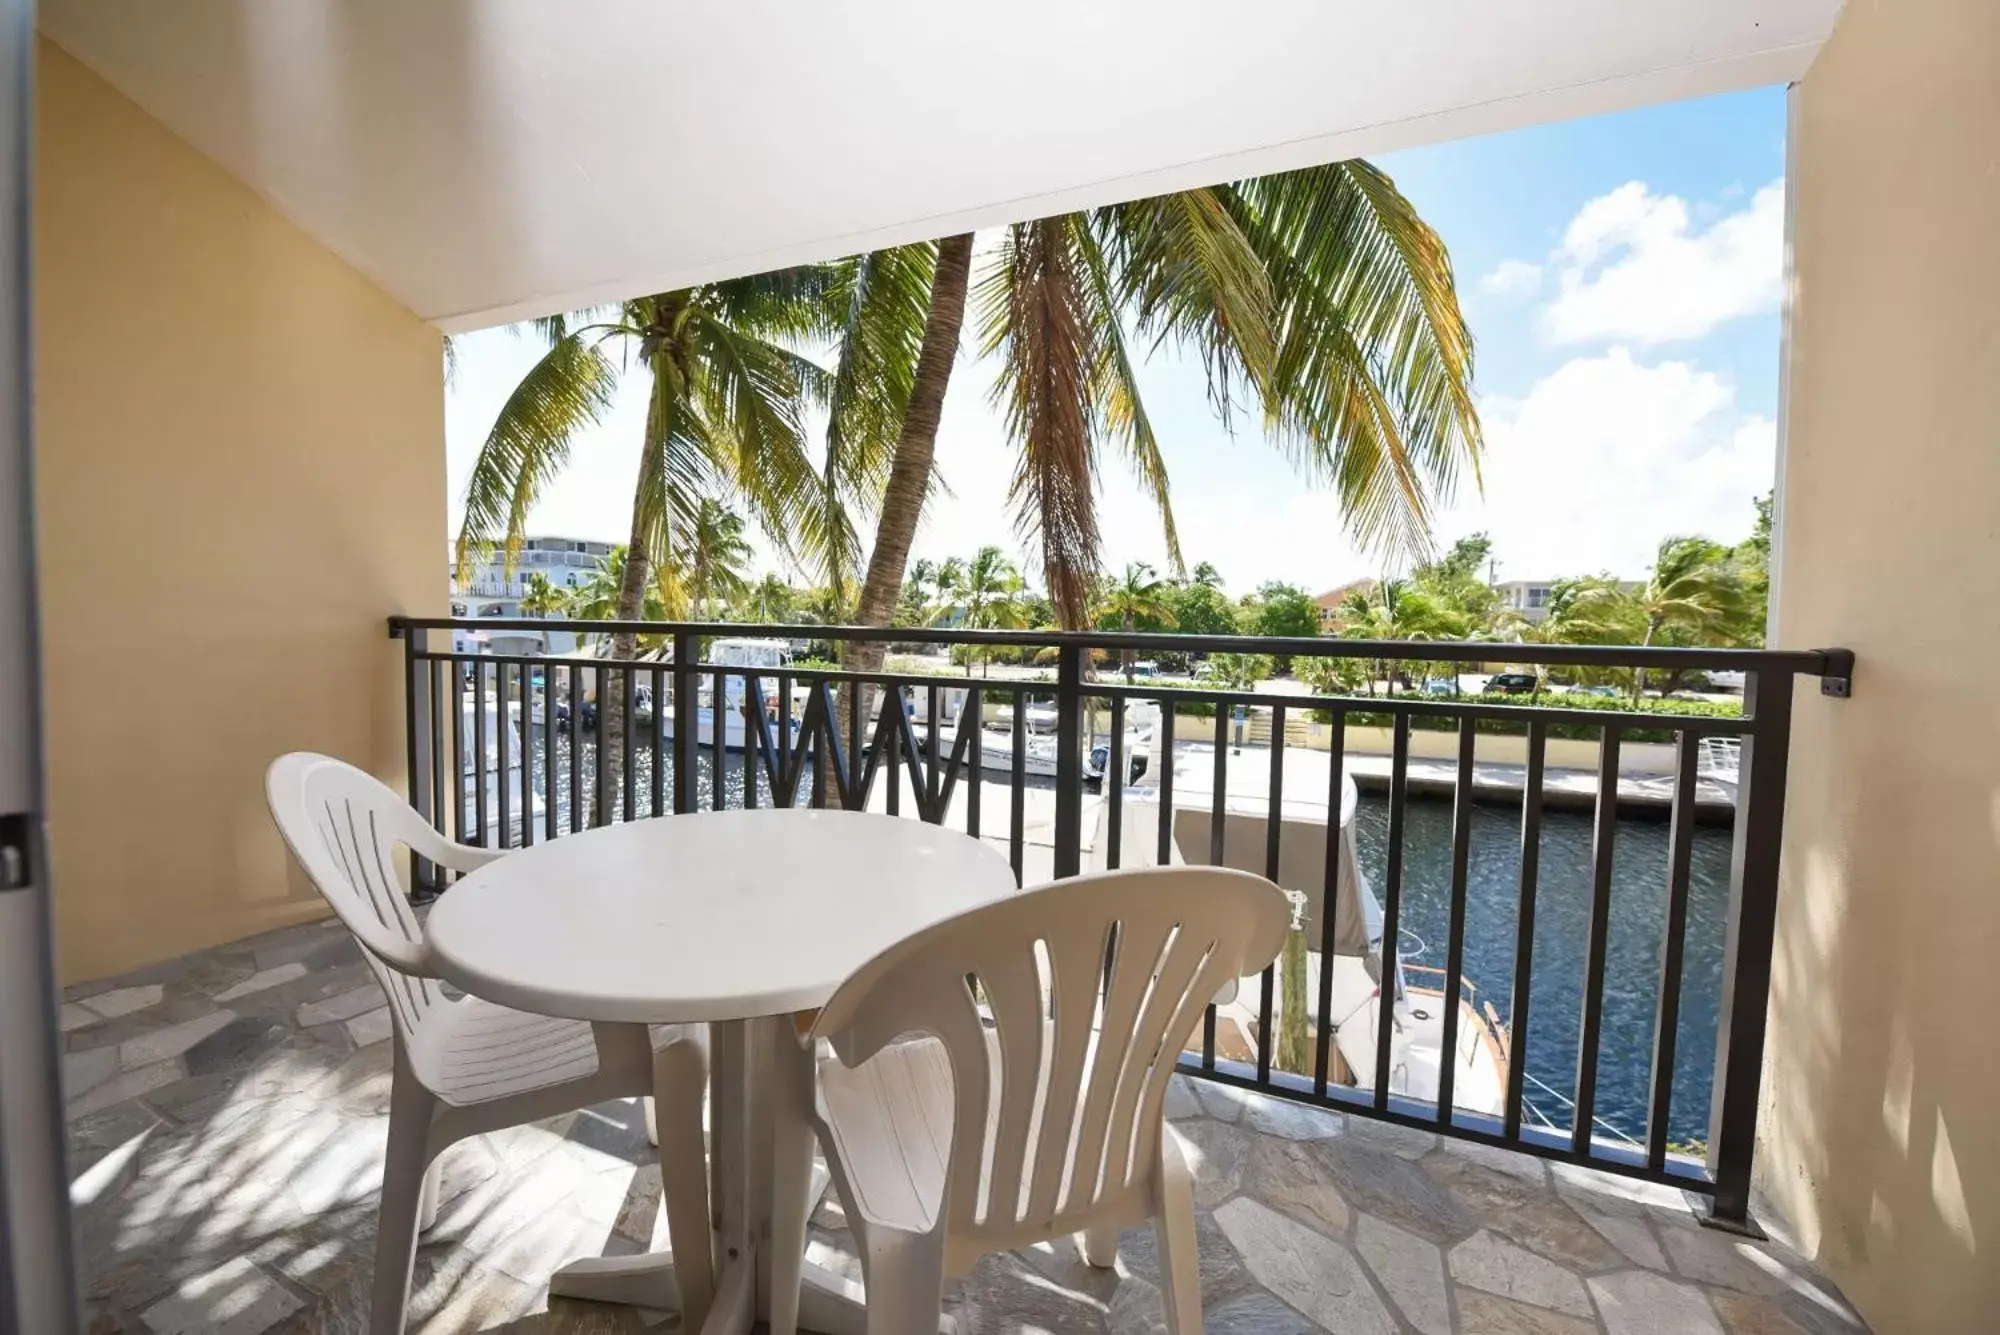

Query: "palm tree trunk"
(599, 448), (659, 824)
(1633, 619), (1661, 701)
(851, 233), (976, 649)
(839, 233), (976, 794)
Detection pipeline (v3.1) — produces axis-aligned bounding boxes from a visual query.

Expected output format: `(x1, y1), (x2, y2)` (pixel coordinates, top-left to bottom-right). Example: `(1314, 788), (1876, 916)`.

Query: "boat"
(1177, 771), (1511, 1116)
(457, 694), (548, 846)
(657, 637), (800, 752)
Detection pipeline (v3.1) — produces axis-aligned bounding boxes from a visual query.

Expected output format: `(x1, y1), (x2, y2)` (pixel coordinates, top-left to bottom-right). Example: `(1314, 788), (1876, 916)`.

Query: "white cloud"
(1480, 259), (1544, 299)
(1539, 180), (1784, 345)
(1432, 348), (1774, 580)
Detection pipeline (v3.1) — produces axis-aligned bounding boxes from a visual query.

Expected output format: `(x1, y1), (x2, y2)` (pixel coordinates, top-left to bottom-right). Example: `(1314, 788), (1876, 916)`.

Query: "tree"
(518, 571), (570, 618)
(1095, 562), (1177, 681)
(455, 277), (862, 820)
(1731, 493), (1772, 646)
(1412, 532), (1499, 631)
(1203, 653), (1274, 692)
(1335, 579), (1461, 694)
(845, 159), (1481, 678)
(571, 547), (666, 624)
(1243, 582), (1322, 641)
(741, 572), (799, 623)
(934, 546), (1029, 676)
(679, 498), (754, 619)
(1190, 561), (1226, 590)
(1626, 536), (1749, 697)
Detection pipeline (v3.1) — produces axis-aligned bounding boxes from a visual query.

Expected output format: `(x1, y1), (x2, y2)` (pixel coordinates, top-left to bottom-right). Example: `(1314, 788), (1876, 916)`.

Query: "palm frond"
(455, 332), (619, 578)
(1225, 162), (1482, 560)
(978, 217), (1103, 628)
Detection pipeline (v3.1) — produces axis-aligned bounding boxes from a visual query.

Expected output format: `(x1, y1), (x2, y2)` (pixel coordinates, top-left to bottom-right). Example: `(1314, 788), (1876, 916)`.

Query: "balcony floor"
(64, 918), (1869, 1334)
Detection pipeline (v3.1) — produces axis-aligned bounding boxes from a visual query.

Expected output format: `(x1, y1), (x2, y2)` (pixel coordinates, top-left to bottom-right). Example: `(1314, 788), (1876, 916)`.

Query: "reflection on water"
(1350, 794), (1730, 1148)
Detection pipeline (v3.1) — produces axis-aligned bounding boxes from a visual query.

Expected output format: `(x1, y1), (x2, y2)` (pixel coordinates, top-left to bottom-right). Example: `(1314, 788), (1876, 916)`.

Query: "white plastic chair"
(768, 866), (1291, 1335)
(265, 753), (714, 1334)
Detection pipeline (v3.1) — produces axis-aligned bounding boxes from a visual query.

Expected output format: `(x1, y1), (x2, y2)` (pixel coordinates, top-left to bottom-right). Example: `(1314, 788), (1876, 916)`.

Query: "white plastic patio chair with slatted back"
(265, 753), (715, 1334)
(767, 865), (1291, 1335)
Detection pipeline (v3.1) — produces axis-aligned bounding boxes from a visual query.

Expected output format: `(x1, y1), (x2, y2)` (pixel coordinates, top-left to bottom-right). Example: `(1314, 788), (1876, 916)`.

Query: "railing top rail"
(389, 615), (1852, 682)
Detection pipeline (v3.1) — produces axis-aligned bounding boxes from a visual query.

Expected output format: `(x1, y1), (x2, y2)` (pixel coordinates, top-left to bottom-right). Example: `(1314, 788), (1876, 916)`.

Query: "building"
(1493, 578), (1552, 622)
(1312, 579), (1373, 630)
(451, 535), (614, 618)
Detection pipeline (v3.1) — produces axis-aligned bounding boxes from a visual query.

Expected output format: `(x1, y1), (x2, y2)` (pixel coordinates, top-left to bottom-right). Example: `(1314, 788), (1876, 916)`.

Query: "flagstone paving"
(65, 917), (1872, 1334)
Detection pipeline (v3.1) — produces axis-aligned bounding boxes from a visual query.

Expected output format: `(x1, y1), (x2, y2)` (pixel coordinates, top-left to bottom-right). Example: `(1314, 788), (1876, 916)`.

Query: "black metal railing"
(390, 615), (1852, 1232)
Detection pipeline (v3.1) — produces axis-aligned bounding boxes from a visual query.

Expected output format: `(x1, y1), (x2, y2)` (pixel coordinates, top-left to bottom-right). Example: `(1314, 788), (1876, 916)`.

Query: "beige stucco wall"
(34, 40), (445, 981)
(1763, 1), (2000, 1329)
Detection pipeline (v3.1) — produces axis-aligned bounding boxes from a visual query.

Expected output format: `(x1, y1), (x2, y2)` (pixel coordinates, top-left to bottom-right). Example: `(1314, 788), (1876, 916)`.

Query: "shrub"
(1307, 690), (1740, 744)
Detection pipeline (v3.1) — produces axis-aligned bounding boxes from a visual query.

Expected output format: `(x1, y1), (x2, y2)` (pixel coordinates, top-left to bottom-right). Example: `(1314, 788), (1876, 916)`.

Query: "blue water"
(1349, 793), (1731, 1148)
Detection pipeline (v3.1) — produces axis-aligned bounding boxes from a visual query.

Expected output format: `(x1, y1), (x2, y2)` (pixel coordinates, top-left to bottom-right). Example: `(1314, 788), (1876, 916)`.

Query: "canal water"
(521, 735), (1725, 1150)
(1349, 793), (1731, 1150)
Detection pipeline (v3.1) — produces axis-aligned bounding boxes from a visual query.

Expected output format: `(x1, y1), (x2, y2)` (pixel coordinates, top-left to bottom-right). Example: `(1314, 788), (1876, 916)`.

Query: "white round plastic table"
(425, 807), (1017, 1335)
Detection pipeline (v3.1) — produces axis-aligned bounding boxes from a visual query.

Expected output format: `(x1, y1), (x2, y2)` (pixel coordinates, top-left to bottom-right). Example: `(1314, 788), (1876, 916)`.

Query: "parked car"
(1487, 672), (1538, 695)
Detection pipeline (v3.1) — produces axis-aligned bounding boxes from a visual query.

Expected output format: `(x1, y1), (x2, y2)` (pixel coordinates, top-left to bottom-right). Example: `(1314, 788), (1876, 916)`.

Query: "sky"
(444, 86), (1787, 596)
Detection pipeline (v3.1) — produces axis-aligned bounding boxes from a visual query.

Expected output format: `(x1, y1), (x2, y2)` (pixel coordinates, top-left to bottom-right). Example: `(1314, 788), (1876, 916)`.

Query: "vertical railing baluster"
(1257, 703), (1285, 1084)
(1205, 705), (1229, 1068)
(672, 633), (698, 816)
(1573, 725), (1623, 1156)
(742, 673), (761, 812)
(778, 671), (794, 808)
(965, 687), (983, 838)
(1106, 696), (1125, 871)
(623, 665), (637, 823)
(519, 663), (534, 846)
(1313, 707), (1346, 1095)
(1647, 730), (1701, 1170)
(1709, 670), (1795, 1230)
(712, 669), (727, 812)
(496, 663), (512, 847)
(543, 663), (558, 839)
(882, 684), (901, 818)
(400, 628), (427, 891)
(473, 660), (489, 845)
(1009, 689), (1026, 885)
(428, 659), (447, 864)
(926, 684), (942, 815)
(568, 663), (584, 827)
(1436, 718), (1476, 1123)
(849, 679), (865, 800)
(650, 665), (665, 818)
(451, 655), (468, 845)
(1156, 707), (1175, 865)
(1504, 721), (1547, 1139)
(1373, 715), (1411, 1111)
(1053, 647), (1085, 879)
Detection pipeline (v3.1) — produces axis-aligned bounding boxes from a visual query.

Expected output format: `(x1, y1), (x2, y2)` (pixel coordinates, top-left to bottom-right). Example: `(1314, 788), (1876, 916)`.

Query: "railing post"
(673, 631), (699, 815)
(1052, 644), (1084, 879)
(1705, 667), (1795, 1234)
(403, 625), (440, 896)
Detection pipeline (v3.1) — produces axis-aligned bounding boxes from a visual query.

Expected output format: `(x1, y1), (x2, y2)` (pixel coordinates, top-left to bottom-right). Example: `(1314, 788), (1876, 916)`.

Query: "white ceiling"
(42, 1), (1842, 332)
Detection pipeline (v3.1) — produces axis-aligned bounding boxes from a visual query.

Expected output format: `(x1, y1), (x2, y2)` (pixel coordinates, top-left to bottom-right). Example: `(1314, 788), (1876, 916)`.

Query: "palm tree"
(1096, 562), (1177, 681)
(1625, 537), (1748, 698)
(570, 547), (666, 624)
(679, 498), (755, 619)
(744, 572), (798, 624)
(518, 571), (571, 618)
(934, 546), (1028, 676)
(455, 278), (856, 820)
(1336, 579), (1461, 695)
(1190, 561), (1226, 589)
(844, 161), (1481, 684)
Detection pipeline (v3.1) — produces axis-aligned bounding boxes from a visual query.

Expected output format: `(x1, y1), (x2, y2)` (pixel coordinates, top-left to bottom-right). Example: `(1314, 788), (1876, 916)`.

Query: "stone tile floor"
(65, 916), (1871, 1334)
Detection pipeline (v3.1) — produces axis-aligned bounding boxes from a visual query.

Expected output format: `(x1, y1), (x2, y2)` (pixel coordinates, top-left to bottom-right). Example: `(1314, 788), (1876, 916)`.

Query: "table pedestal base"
(547, 1019), (875, 1334)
